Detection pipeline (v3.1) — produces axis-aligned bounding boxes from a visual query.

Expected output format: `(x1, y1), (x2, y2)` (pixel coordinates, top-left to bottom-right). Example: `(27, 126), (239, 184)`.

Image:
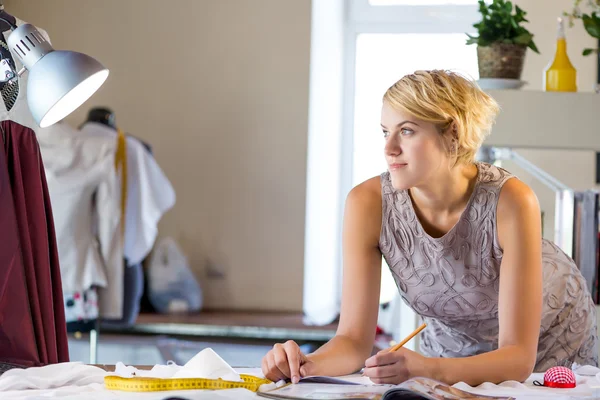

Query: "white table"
(2, 365), (600, 400)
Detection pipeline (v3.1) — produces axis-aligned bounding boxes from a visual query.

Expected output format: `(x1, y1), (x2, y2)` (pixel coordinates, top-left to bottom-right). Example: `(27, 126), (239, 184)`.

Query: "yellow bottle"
(544, 17), (577, 92)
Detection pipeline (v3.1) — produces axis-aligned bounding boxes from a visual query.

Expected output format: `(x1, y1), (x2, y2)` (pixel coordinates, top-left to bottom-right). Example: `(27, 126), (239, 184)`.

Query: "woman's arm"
(364, 178), (543, 386)
(305, 177), (384, 376)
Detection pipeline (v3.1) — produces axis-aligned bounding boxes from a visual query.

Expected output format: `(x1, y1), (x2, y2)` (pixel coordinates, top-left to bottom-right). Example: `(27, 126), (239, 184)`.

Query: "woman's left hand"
(362, 347), (429, 384)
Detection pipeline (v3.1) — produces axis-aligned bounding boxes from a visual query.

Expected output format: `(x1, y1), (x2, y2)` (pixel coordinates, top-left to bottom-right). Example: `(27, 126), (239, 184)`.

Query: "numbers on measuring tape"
(104, 374), (273, 393)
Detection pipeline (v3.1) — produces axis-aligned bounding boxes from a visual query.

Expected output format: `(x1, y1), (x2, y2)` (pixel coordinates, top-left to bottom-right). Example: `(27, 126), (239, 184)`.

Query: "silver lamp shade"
(7, 23), (109, 128)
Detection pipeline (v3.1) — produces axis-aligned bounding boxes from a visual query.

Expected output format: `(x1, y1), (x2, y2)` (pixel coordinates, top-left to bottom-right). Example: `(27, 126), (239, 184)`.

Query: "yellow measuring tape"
(104, 374), (273, 393)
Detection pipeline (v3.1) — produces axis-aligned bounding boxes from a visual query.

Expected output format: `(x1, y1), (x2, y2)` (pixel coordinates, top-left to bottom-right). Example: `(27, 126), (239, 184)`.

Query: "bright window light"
(369, 0), (478, 5)
(352, 33), (478, 186)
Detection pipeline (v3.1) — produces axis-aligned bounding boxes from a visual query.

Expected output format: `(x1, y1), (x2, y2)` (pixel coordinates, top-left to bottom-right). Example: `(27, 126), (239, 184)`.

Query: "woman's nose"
(385, 138), (401, 156)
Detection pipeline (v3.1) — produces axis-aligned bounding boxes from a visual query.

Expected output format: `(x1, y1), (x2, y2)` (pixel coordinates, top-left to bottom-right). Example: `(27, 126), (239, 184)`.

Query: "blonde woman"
(261, 70), (598, 386)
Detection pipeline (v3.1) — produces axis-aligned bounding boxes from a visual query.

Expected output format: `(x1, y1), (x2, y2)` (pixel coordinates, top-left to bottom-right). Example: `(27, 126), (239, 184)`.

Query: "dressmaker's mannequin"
(79, 109), (174, 328)
(0, 3), (17, 30)
(84, 107), (117, 129)
(84, 107), (153, 153)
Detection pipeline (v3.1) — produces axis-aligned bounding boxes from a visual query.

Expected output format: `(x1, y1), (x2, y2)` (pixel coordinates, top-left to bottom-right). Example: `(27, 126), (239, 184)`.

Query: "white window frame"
(341, 0), (481, 202)
(303, 0), (480, 328)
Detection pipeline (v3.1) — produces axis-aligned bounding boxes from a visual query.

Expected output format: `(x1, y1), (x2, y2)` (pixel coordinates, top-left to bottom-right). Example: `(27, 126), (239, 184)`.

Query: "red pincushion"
(534, 366), (576, 389)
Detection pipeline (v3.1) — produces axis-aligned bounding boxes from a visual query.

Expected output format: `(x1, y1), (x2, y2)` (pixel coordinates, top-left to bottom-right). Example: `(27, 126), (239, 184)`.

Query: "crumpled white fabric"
(110, 348), (242, 382)
(572, 363), (600, 377)
(453, 371), (600, 400)
(0, 361), (262, 399)
(1, 386), (255, 400)
(0, 362), (106, 391)
(113, 360), (182, 379)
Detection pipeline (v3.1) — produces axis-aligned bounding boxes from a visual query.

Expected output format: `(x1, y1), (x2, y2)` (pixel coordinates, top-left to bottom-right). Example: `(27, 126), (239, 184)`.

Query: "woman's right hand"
(261, 340), (313, 383)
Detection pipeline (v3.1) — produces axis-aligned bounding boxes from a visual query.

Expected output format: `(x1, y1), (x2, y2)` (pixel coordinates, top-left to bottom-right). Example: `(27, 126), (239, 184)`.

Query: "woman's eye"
(401, 128), (414, 135)
(382, 131), (389, 138)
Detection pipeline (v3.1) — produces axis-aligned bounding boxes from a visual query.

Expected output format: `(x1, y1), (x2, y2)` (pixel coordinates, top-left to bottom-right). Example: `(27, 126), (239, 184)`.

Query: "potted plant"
(564, 0), (600, 56)
(466, 0), (539, 80)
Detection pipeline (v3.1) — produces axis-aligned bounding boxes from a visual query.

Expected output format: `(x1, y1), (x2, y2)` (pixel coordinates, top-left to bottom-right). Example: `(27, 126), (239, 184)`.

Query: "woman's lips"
(389, 163), (407, 170)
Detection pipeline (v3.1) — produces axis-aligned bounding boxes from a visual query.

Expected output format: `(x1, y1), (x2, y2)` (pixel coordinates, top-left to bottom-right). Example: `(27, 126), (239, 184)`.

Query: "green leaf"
(515, 5), (525, 16)
(583, 48), (595, 56)
(583, 14), (600, 38)
(466, 0), (537, 49)
(513, 32), (532, 45)
(528, 40), (540, 54)
(478, 0), (487, 12)
(466, 34), (479, 45)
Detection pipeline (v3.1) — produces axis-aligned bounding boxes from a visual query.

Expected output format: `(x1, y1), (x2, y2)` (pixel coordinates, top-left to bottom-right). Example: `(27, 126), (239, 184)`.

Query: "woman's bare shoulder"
(344, 175), (383, 248)
(346, 175), (383, 210)
(496, 177), (541, 249)
(497, 177), (539, 215)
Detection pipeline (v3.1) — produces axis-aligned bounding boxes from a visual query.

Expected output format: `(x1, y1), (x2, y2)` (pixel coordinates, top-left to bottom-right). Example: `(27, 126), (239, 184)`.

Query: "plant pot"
(477, 43), (527, 79)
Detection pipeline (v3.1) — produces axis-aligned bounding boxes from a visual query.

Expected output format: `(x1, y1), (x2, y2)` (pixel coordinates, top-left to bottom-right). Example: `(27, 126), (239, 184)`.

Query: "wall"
(501, 0), (599, 243)
(5, 0), (597, 312)
(4, 0), (311, 311)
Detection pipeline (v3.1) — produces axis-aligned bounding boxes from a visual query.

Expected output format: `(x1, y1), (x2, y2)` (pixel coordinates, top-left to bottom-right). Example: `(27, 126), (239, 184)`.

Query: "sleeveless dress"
(379, 162), (598, 371)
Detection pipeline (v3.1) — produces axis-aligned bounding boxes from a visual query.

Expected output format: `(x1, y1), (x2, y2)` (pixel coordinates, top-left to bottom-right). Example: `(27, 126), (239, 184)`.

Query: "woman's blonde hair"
(383, 70), (499, 166)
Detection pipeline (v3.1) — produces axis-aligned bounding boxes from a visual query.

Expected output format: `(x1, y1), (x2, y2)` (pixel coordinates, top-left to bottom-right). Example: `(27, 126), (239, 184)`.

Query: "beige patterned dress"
(379, 162), (598, 371)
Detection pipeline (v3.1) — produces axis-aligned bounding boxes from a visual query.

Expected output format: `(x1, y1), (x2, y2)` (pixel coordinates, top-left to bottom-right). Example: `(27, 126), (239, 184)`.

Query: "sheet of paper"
(258, 382), (393, 399)
(299, 374), (374, 385)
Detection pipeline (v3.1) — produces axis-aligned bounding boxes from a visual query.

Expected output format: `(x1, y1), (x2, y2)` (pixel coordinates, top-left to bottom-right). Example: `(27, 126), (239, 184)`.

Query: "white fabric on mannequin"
(37, 122), (124, 319)
(80, 122), (175, 265)
(123, 136), (175, 265)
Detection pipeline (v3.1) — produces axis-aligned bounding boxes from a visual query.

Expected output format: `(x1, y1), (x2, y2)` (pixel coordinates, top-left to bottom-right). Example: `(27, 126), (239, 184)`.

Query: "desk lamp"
(0, 20), (108, 127)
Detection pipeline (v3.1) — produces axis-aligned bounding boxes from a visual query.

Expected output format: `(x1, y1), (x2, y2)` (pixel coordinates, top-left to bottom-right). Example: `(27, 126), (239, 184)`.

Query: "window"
(352, 33), (478, 186)
(347, 0), (480, 342)
(369, 0), (477, 4)
(344, 0), (481, 191)
(303, 0), (481, 333)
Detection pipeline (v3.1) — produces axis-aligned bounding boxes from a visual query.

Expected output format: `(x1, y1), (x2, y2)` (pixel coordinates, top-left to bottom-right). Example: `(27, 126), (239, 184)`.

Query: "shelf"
(103, 311), (338, 342)
(484, 90), (600, 151)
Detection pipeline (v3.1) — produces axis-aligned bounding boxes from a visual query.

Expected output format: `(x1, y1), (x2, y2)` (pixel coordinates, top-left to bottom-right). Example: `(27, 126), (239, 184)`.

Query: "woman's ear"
(448, 121), (458, 140)
(440, 122), (459, 163)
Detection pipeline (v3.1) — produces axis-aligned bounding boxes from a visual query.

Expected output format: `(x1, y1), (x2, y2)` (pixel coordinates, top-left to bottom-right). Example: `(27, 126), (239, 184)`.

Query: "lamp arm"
(0, 59), (15, 83)
(0, 14), (17, 83)
(482, 146), (571, 191)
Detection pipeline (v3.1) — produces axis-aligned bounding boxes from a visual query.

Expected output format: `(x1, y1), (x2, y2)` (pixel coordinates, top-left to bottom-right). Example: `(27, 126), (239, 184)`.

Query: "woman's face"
(380, 101), (451, 190)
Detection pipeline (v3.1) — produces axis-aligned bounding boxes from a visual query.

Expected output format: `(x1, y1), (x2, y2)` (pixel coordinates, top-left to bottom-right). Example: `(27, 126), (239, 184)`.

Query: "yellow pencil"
(388, 323), (427, 352)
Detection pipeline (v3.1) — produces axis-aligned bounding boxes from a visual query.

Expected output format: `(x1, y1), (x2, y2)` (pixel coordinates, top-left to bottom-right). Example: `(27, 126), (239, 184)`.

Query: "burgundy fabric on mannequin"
(0, 123), (39, 368)
(2, 120), (69, 365)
